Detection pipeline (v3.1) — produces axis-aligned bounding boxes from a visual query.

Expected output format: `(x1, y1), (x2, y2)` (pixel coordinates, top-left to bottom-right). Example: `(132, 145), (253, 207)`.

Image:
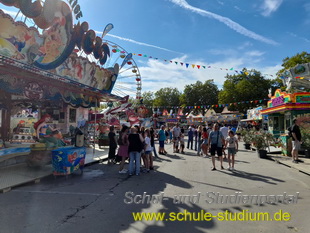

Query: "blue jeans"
(197, 140), (202, 154)
(194, 137), (198, 151)
(129, 151), (141, 175)
(151, 143), (158, 157)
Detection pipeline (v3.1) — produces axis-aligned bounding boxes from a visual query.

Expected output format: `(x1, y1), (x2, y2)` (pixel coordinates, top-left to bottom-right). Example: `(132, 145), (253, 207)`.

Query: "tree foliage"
(278, 51), (310, 75)
(141, 91), (154, 107)
(153, 87), (181, 107)
(182, 80), (219, 108)
(218, 69), (272, 112)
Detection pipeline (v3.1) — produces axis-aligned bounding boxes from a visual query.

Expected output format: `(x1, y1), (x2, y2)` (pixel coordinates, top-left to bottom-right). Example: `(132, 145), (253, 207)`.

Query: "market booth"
(0, 1), (126, 173)
(261, 89), (310, 155)
(240, 107), (268, 130)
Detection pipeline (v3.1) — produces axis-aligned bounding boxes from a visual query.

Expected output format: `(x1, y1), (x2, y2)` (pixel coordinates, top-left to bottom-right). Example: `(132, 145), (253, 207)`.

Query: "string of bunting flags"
(144, 98), (270, 109)
(110, 49), (278, 78)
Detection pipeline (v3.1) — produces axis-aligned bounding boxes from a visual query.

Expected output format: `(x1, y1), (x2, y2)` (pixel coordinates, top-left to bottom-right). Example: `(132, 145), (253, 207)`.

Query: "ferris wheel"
(101, 40), (142, 101)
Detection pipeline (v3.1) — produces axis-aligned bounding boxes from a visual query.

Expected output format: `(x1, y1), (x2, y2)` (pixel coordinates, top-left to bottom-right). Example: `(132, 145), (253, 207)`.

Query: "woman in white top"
(224, 130), (238, 170)
(143, 129), (152, 172)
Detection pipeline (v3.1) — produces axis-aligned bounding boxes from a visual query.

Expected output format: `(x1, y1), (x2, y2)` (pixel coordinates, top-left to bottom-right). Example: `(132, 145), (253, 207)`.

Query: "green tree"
(218, 69), (271, 112)
(182, 80), (219, 113)
(278, 51), (310, 75)
(141, 91), (154, 107)
(153, 87), (181, 107)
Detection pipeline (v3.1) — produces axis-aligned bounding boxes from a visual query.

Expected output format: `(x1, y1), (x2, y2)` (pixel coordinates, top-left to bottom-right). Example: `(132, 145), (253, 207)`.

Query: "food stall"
(261, 89), (310, 155)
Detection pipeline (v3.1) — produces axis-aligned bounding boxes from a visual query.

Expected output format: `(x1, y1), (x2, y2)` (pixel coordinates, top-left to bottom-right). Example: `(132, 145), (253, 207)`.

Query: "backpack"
(287, 127), (292, 137)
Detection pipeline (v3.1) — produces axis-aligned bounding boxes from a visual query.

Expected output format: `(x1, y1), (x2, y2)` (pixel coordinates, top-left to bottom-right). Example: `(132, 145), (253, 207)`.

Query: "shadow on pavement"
(188, 180), (243, 192)
(143, 197), (215, 233)
(219, 170), (285, 185)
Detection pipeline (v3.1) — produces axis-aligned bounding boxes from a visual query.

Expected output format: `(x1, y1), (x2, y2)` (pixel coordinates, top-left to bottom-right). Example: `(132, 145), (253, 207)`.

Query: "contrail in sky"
(170, 0), (278, 45)
(95, 31), (183, 54)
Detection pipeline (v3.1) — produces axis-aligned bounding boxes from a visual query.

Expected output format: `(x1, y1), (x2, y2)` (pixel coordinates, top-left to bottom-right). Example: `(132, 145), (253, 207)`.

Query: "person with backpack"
(290, 119), (302, 163)
(118, 125), (129, 174)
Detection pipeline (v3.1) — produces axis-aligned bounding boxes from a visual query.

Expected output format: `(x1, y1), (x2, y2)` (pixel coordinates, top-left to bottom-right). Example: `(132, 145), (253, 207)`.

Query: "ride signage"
(272, 96), (284, 107)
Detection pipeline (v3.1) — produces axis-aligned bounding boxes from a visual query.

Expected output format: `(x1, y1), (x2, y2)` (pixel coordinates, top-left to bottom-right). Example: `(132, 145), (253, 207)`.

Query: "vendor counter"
(52, 146), (86, 176)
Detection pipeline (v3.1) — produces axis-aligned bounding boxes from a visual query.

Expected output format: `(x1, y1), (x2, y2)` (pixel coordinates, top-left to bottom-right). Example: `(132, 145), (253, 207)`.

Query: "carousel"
(0, 0), (142, 173)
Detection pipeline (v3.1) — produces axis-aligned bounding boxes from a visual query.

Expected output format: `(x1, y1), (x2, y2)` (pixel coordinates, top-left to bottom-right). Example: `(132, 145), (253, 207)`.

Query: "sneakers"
(231, 167), (235, 171)
(227, 166), (231, 170)
(119, 169), (127, 174)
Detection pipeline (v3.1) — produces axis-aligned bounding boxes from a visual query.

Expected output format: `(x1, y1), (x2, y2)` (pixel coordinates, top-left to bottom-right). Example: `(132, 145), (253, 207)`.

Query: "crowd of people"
(106, 122), (241, 175)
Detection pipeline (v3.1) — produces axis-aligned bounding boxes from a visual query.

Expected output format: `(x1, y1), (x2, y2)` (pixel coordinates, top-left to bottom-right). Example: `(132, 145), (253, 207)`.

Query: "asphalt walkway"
(0, 145), (109, 192)
(1, 139), (309, 193)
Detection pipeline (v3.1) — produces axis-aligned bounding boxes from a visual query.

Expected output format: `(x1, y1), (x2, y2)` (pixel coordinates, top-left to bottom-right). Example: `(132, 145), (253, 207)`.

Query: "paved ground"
(0, 142), (309, 233)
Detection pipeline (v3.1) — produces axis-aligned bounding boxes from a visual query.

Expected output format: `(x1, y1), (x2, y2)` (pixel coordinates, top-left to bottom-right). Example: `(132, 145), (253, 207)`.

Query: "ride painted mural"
(0, 0), (120, 95)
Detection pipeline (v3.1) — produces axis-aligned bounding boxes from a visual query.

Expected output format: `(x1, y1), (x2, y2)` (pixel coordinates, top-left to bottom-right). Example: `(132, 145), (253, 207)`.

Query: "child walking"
(225, 130), (238, 170)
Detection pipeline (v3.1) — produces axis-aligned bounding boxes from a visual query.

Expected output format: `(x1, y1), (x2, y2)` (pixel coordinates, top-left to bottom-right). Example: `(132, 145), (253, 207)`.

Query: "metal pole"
(93, 98), (97, 157)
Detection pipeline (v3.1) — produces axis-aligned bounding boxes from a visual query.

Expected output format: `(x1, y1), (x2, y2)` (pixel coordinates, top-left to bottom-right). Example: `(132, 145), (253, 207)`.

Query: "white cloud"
(94, 30), (182, 54)
(138, 49), (278, 94)
(234, 6), (244, 12)
(287, 32), (310, 43)
(169, 0), (278, 45)
(260, 0), (283, 17)
(304, 2), (310, 25)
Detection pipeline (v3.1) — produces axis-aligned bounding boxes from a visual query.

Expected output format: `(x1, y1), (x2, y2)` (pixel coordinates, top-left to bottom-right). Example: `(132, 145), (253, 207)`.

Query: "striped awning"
(261, 103), (310, 115)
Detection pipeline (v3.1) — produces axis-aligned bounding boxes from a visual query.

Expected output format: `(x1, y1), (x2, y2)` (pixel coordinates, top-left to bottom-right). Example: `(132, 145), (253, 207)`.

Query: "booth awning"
(0, 56), (124, 106)
(261, 103), (310, 115)
(240, 118), (261, 122)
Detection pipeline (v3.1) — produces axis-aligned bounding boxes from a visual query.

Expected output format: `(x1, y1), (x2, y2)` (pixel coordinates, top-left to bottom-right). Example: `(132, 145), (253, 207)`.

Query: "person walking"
(220, 124), (229, 159)
(172, 123), (181, 153)
(290, 119), (302, 163)
(158, 125), (167, 155)
(187, 126), (194, 150)
(143, 129), (152, 172)
(224, 130), (238, 170)
(193, 126), (198, 151)
(208, 123), (225, 171)
(128, 126), (144, 176)
(201, 127), (209, 156)
(196, 125), (203, 156)
(180, 128), (185, 153)
(118, 125), (129, 174)
(108, 125), (117, 164)
(150, 127), (158, 158)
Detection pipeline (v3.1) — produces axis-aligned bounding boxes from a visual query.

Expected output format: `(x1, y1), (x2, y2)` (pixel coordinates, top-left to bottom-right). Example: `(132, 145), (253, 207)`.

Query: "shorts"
(292, 140), (301, 150)
(227, 148), (236, 155)
(203, 139), (208, 144)
(145, 150), (152, 155)
(210, 144), (223, 156)
(159, 140), (165, 148)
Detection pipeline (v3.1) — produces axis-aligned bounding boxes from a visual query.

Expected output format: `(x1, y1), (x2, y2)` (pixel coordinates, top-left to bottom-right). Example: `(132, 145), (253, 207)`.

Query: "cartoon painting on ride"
(0, 0), (123, 96)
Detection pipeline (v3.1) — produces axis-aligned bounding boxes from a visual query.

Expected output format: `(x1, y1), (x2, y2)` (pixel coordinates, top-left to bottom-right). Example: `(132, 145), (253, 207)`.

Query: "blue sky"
(1, 0), (310, 97)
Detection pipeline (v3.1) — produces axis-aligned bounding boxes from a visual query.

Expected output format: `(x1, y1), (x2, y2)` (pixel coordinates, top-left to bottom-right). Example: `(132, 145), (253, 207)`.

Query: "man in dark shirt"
(187, 126), (194, 150)
(291, 119), (302, 163)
